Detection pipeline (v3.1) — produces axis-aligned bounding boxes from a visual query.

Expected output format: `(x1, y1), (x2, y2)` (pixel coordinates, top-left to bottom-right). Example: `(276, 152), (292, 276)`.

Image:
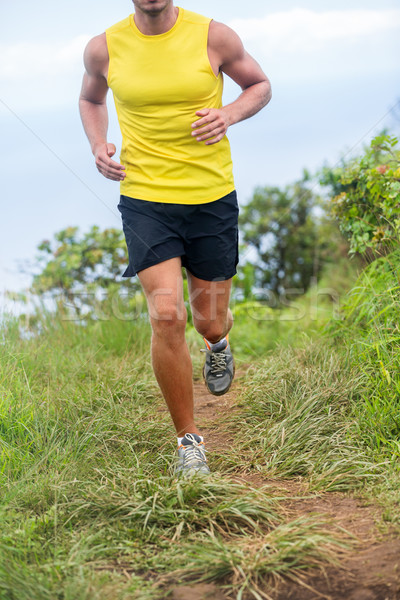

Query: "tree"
(239, 176), (343, 297)
(31, 226), (140, 317)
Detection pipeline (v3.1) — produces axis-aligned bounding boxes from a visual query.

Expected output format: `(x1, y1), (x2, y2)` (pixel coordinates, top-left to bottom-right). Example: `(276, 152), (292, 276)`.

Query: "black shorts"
(117, 191), (239, 281)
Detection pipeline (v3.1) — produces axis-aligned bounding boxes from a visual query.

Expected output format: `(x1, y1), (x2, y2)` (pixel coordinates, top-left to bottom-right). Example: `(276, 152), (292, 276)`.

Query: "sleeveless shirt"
(105, 8), (235, 204)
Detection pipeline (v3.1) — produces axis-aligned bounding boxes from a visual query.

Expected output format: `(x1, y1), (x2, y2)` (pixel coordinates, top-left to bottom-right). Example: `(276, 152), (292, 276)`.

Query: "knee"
(193, 308), (233, 342)
(193, 320), (226, 343)
(150, 302), (187, 339)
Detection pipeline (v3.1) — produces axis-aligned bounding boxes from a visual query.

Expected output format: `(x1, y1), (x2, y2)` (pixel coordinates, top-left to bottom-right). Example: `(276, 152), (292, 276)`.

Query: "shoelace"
(201, 348), (227, 375)
(180, 434), (207, 468)
(210, 351), (227, 375)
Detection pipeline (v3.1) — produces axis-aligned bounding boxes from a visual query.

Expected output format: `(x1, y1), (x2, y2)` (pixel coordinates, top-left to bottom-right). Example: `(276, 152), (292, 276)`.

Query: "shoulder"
(83, 34), (108, 75)
(208, 20), (244, 62)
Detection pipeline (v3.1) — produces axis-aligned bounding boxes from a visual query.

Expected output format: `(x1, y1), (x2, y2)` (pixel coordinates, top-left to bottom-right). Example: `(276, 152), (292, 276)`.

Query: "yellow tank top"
(106, 8), (235, 204)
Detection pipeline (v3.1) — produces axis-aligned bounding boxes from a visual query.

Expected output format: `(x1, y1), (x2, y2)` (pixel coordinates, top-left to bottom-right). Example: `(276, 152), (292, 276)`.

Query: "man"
(79, 0), (271, 476)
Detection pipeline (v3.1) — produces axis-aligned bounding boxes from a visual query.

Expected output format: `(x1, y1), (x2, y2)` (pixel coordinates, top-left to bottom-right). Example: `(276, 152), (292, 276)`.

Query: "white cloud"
(229, 9), (400, 81)
(229, 8), (400, 50)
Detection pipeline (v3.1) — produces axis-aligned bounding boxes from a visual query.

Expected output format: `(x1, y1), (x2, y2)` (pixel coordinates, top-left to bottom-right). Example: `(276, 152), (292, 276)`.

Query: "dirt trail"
(170, 374), (400, 600)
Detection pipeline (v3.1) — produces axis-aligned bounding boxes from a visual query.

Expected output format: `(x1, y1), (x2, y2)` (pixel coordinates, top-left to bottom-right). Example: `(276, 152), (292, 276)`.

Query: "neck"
(134, 4), (179, 36)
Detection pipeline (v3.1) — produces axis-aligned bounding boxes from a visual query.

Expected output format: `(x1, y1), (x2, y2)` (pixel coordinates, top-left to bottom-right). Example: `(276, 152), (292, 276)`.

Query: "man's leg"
(187, 272), (233, 344)
(187, 272), (235, 396)
(187, 273), (235, 395)
(138, 257), (200, 438)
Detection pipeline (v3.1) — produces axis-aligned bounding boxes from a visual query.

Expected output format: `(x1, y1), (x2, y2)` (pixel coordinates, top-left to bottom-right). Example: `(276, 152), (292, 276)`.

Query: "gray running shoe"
(201, 339), (235, 396)
(176, 433), (210, 477)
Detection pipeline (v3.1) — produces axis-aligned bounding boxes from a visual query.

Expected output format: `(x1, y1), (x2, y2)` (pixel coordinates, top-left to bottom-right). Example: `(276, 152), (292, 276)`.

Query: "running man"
(79, 0), (271, 476)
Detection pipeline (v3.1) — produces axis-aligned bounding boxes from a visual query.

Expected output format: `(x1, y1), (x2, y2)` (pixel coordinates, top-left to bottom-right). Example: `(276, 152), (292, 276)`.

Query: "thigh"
(182, 191), (239, 281)
(138, 257), (186, 322)
(187, 271), (233, 326)
(118, 195), (185, 277)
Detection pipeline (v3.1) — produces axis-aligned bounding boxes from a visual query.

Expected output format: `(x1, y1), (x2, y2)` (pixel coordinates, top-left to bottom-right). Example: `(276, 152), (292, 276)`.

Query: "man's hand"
(191, 109), (230, 145)
(94, 143), (126, 181)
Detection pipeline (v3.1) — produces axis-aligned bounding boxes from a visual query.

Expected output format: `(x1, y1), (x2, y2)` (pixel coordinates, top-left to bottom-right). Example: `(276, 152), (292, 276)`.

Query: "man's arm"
(192, 21), (271, 146)
(79, 34), (126, 181)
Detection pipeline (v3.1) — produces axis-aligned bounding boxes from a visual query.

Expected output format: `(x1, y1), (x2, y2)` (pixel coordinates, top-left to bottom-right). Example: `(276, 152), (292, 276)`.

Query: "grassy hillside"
(0, 315), (345, 599)
(1, 252), (399, 598)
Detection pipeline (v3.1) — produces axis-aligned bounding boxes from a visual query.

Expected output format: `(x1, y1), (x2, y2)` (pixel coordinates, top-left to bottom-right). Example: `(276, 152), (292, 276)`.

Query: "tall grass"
(0, 245), (396, 597)
(0, 311), (348, 599)
(218, 337), (381, 491)
(225, 255), (361, 363)
(323, 248), (400, 459)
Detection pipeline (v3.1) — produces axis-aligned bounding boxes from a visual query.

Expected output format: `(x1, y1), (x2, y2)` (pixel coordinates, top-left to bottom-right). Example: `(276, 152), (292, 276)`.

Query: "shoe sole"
(202, 360), (236, 396)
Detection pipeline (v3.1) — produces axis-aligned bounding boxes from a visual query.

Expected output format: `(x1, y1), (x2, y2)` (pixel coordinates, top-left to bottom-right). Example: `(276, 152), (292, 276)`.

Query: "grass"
(0, 311), (350, 600)
(316, 248), (400, 533)
(323, 248), (400, 459)
(217, 337), (382, 491)
(1, 248), (399, 597)
(163, 518), (345, 600)
(225, 254), (362, 362)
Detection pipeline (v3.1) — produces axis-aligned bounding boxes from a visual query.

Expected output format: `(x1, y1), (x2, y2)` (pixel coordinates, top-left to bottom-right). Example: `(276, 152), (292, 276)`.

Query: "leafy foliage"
(239, 176), (346, 296)
(31, 225), (139, 317)
(322, 134), (400, 256)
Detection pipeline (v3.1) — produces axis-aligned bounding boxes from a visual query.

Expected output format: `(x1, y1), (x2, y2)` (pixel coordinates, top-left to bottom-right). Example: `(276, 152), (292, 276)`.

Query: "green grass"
(217, 337), (382, 491)
(1, 247), (399, 597)
(0, 312), (350, 600)
(323, 248), (400, 459)
(226, 254), (362, 362)
(163, 517), (344, 599)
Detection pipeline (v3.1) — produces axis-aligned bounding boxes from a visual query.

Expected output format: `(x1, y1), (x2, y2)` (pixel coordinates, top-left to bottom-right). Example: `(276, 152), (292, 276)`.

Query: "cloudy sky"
(1, 0), (399, 303)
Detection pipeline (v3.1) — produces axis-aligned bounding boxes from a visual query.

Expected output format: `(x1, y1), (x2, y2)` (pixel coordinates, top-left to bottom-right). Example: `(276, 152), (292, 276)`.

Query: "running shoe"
(201, 338), (235, 396)
(176, 433), (210, 477)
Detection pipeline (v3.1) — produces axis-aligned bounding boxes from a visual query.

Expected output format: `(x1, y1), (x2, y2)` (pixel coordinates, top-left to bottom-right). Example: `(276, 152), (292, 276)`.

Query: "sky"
(1, 0), (399, 306)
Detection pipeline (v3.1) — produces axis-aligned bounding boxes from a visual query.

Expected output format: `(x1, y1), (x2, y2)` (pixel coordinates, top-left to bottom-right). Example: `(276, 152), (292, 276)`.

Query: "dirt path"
(170, 374), (400, 600)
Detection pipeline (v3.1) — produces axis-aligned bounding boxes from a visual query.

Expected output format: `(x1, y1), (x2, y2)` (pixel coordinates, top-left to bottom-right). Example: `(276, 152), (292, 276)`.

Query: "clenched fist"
(94, 143), (126, 181)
